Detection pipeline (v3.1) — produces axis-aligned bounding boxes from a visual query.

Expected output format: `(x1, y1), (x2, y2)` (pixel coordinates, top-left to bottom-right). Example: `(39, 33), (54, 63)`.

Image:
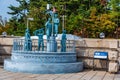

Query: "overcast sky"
(0, 0), (19, 20)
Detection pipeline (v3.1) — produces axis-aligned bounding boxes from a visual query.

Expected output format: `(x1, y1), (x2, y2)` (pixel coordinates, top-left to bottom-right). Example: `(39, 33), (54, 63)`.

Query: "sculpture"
(46, 7), (59, 37)
(4, 5), (83, 74)
(24, 28), (32, 51)
(45, 18), (52, 40)
(53, 13), (59, 37)
(61, 30), (66, 52)
(33, 28), (44, 51)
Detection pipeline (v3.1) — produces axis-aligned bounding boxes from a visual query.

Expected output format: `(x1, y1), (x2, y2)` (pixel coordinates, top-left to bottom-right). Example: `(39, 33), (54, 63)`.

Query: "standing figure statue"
(34, 28), (44, 51)
(53, 13), (59, 37)
(45, 18), (52, 40)
(46, 7), (60, 37)
(24, 28), (32, 51)
(61, 30), (66, 52)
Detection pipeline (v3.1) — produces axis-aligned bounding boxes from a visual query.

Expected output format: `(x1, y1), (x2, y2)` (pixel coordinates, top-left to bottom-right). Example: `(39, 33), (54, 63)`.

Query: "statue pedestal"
(47, 36), (57, 52)
(4, 51), (83, 74)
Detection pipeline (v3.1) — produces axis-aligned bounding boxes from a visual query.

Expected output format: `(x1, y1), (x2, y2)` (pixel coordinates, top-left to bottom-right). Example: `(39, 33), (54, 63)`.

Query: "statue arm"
(33, 30), (39, 36)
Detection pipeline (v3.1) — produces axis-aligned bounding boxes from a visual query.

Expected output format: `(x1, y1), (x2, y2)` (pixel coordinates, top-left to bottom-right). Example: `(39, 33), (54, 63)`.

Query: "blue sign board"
(94, 51), (108, 59)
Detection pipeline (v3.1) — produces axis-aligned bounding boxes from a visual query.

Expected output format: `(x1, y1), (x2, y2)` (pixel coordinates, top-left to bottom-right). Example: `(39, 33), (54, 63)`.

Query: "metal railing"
(12, 39), (76, 52)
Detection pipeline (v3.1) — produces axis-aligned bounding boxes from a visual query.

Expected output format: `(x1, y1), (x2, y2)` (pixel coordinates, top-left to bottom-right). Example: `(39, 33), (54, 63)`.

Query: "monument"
(24, 28), (32, 51)
(33, 28), (44, 51)
(4, 6), (83, 74)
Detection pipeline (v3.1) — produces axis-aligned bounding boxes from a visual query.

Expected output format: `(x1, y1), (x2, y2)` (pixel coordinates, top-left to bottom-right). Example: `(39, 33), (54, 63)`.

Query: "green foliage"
(7, 0), (29, 36)
(28, 0), (46, 33)
(6, 0), (120, 38)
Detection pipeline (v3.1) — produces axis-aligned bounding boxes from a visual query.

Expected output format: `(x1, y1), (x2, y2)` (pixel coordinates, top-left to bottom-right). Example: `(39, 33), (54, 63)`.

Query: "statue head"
(26, 28), (29, 33)
(62, 30), (66, 34)
(39, 28), (44, 34)
(48, 18), (51, 21)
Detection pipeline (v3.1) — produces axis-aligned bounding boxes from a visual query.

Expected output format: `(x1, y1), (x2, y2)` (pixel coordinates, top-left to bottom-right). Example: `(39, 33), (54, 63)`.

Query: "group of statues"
(24, 8), (66, 52)
(45, 13), (59, 39)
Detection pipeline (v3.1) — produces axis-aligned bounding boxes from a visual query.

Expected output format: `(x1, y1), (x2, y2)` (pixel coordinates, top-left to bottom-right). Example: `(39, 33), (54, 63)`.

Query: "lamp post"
(27, 18), (34, 29)
(61, 15), (66, 31)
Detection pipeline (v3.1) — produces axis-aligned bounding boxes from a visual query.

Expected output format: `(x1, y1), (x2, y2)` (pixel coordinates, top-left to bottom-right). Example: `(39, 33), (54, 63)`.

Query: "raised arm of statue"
(46, 10), (53, 17)
(39, 28), (44, 35)
(33, 30), (39, 36)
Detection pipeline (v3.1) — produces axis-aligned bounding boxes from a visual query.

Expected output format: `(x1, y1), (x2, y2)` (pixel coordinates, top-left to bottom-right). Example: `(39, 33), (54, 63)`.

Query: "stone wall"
(0, 37), (19, 63)
(0, 37), (119, 72)
(76, 39), (119, 73)
(0, 37), (15, 54)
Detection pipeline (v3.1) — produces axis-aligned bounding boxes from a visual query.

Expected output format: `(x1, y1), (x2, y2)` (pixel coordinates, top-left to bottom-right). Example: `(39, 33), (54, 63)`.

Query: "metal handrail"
(12, 39), (75, 52)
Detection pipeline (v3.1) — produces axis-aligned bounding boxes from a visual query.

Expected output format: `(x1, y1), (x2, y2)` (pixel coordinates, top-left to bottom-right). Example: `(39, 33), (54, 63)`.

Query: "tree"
(85, 7), (116, 38)
(8, 0), (29, 19)
(102, 0), (120, 38)
(6, 0), (120, 38)
(7, 0), (29, 36)
(28, 0), (46, 32)
(0, 16), (9, 34)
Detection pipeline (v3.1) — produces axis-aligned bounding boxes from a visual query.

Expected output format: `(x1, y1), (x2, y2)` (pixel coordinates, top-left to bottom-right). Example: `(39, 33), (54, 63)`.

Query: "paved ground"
(0, 66), (120, 80)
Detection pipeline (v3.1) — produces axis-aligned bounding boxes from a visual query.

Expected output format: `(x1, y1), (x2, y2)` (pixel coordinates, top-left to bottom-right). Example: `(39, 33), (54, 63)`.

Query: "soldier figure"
(53, 13), (59, 37)
(45, 18), (52, 40)
(61, 30), (66, 52)
(34, 28), (44, 51)
(46, 7), (59, 37)
(24, 28), (32, 51)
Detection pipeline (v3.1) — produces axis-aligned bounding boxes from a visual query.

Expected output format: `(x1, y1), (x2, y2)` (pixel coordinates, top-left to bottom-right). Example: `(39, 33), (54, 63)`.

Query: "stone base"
(108, 61), (119, 73)
(4, 59), (83, 74)
(11, 51), (76, 63)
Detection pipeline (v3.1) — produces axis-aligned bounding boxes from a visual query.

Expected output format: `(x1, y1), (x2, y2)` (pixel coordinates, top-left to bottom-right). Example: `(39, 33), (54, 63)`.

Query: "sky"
(0, 0), (19, 20)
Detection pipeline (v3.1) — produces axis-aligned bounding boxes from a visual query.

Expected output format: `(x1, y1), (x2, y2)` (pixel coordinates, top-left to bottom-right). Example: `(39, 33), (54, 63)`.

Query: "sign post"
(93, 51), (108, 71)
